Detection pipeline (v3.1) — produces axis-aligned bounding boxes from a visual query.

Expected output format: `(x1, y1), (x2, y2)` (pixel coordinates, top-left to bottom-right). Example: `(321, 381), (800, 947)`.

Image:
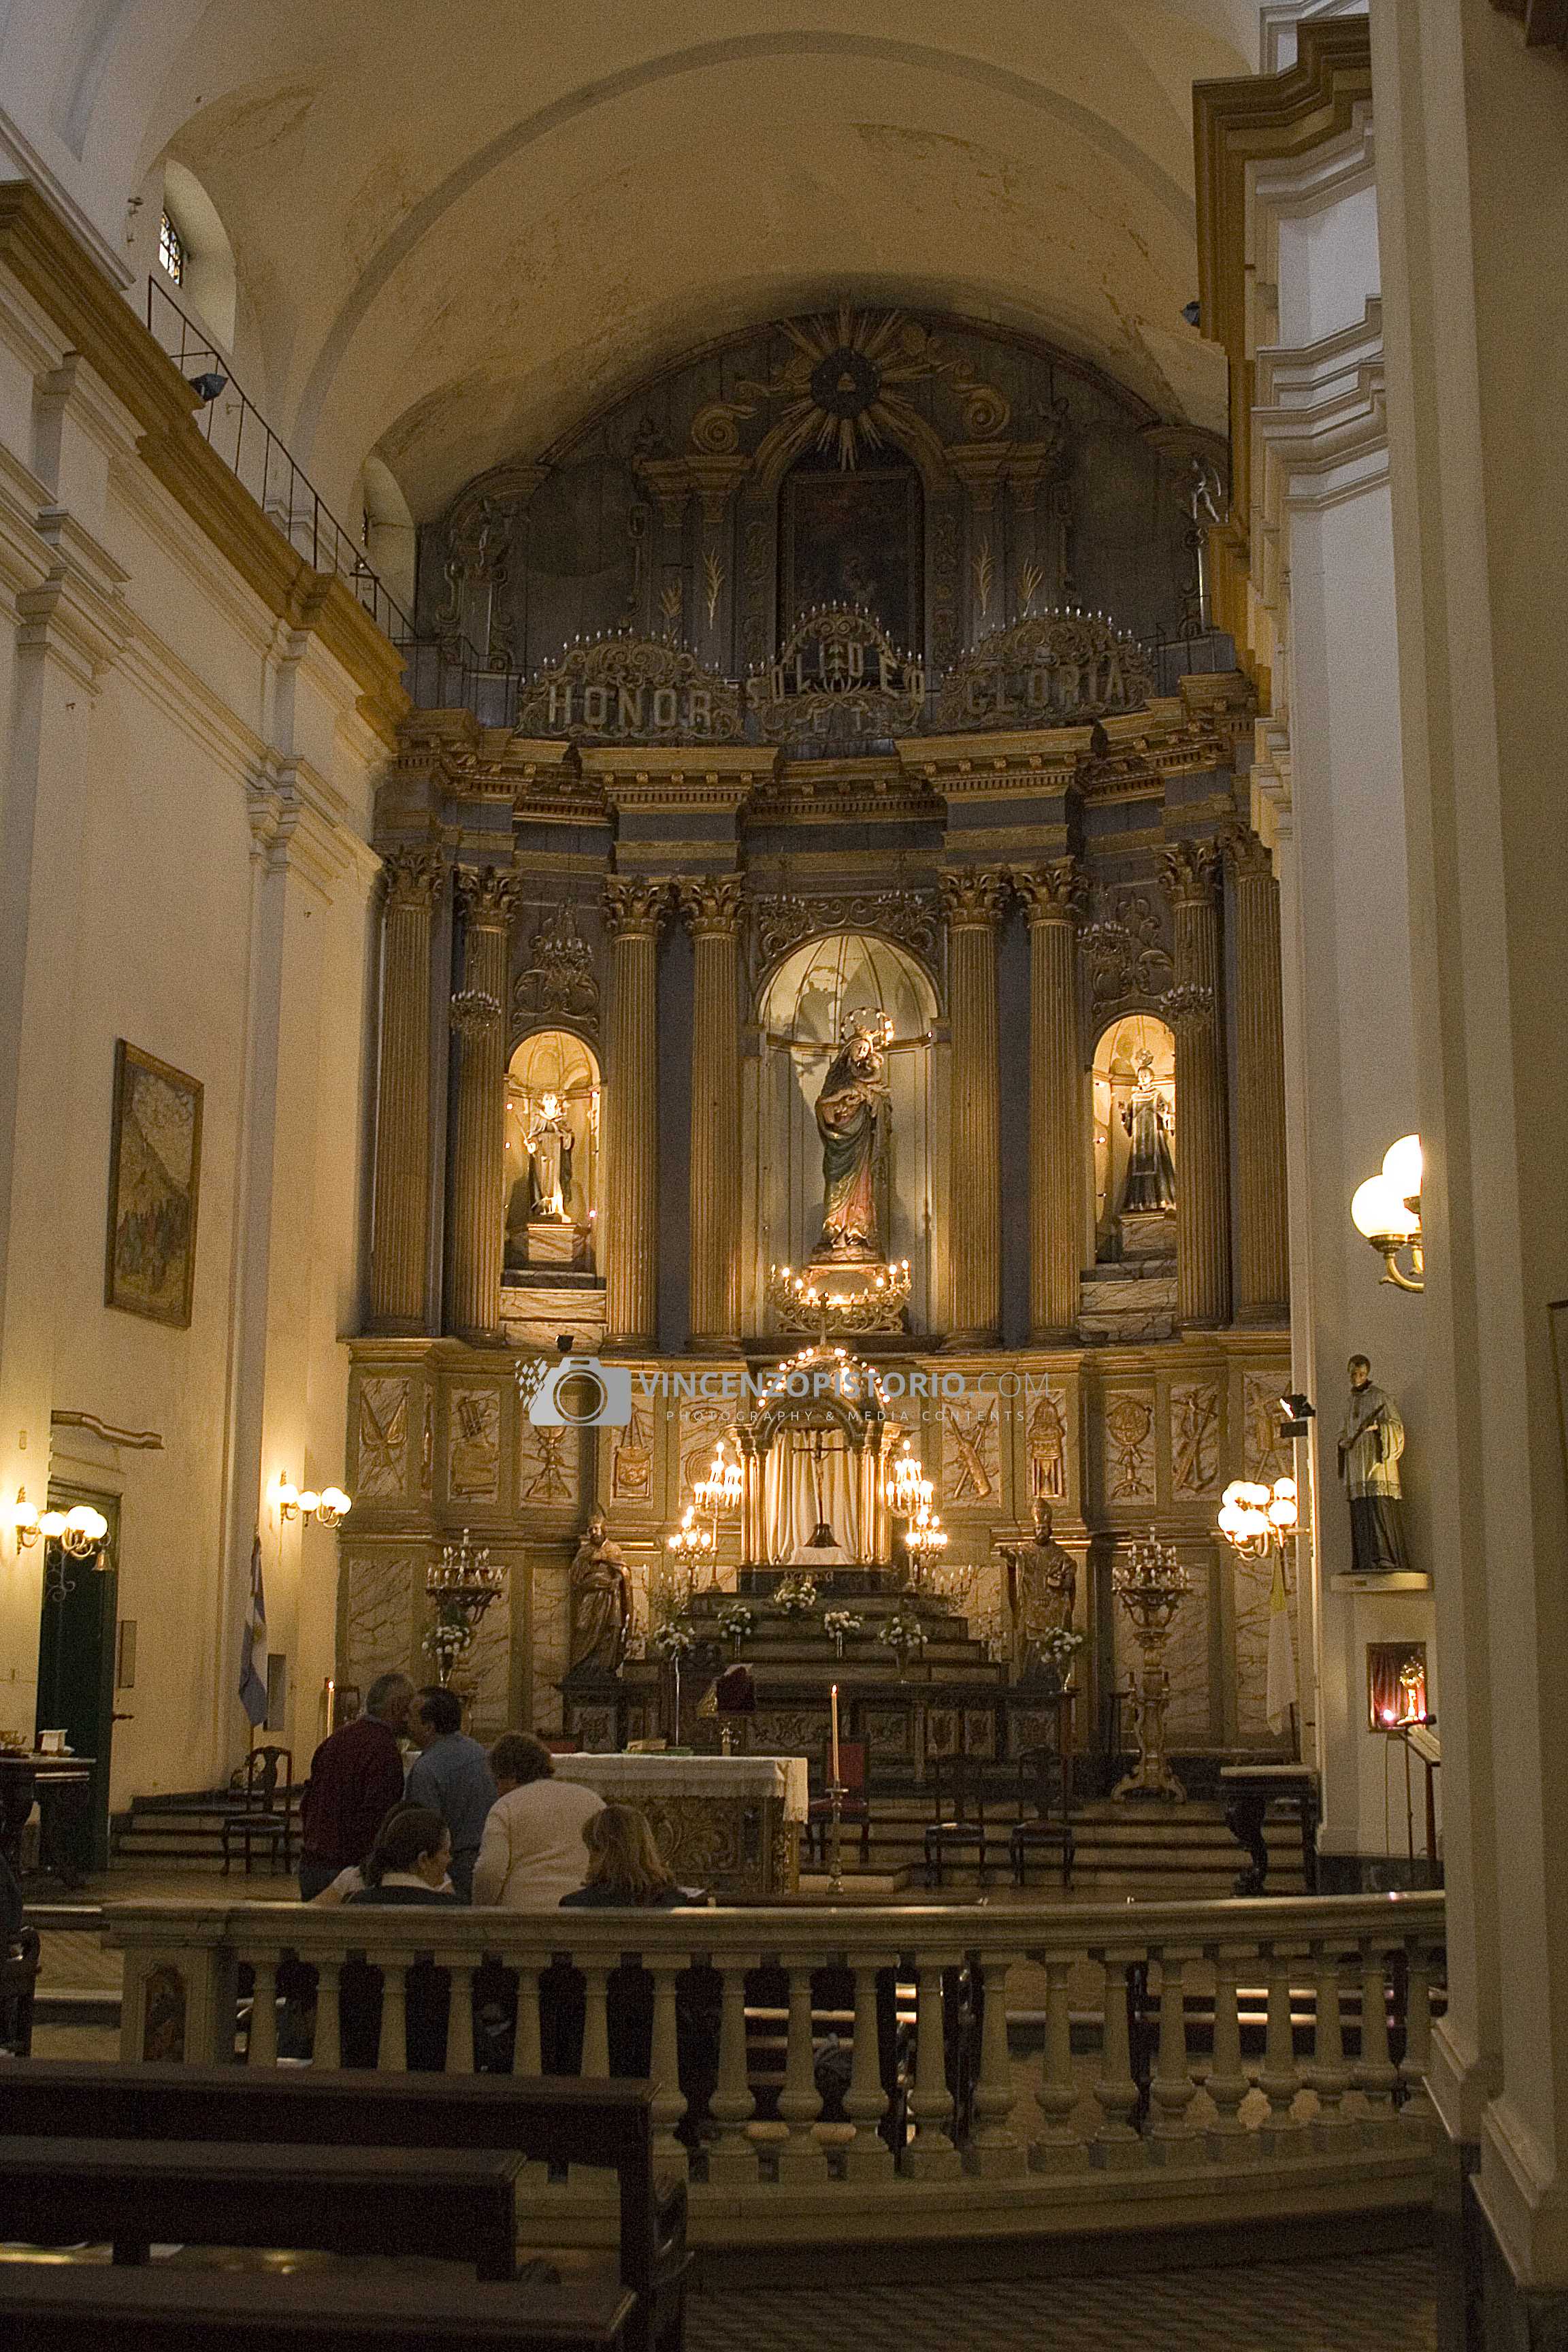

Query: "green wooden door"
(34, 1488), (120, 1873)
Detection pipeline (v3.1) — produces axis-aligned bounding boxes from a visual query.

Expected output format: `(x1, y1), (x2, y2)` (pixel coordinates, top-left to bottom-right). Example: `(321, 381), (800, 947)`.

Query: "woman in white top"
(471, 1733), (604, 1909)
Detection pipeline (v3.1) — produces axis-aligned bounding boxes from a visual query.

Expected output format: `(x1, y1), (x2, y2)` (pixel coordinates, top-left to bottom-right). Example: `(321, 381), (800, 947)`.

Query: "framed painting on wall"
(104, 1040), (202, 1328)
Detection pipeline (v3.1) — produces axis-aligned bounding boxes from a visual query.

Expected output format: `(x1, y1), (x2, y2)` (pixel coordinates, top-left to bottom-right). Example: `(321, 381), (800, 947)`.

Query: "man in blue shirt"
(404, 1686), (497, 1902)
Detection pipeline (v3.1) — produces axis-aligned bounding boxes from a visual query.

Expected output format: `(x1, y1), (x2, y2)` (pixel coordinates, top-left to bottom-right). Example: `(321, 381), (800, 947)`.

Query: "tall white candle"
(830, 1682), (840, 1784)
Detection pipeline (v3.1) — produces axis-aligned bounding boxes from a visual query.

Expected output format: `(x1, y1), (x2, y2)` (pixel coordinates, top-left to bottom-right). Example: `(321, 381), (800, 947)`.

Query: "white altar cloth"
(555, 1752), (810, 1824)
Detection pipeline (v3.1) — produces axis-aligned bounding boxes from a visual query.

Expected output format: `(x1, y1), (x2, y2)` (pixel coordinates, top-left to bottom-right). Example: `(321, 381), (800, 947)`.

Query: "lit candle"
(830, 1682), (841, 1785)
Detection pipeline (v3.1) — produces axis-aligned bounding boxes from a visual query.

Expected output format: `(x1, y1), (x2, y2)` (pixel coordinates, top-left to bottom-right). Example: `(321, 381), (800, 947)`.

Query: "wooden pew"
(0, 2136), (526, 2278)
(0, 2063), (687, 2352)
(0, 2263), (636, 2351)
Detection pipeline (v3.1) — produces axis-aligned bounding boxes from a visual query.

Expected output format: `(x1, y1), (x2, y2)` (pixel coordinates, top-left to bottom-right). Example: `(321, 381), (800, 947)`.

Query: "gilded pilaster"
(1015, 858), (1085, 1342)
(446, 866), (520, 1344)
(676, 876), (745, 1349)
(941, 868), (1009, 1345)
(370, 850), (443, 1333)
(603, 877), (668, 1350)
(1224, 827), (1289, 1320)
(1160, 842), (1230, 1328)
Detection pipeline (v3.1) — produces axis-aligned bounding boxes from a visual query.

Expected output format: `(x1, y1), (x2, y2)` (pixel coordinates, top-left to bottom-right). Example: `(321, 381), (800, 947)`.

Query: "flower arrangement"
(774, 1574), (819, 1616)
(1036, 1626), (1085, 1666)
(716, 1602), (755, 1649)
(879, 1607), (926, 1658)
(423, 1603), (474, 1680)
(822, 1608), (864, 1656)
(651, 1618), (699, 1663)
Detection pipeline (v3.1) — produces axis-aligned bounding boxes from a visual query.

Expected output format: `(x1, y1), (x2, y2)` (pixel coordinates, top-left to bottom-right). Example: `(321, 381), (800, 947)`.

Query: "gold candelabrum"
(425, 1529), (507, 1688)
(1111, 1538), (1192, 1801)
(767, 1257), (911, 1342)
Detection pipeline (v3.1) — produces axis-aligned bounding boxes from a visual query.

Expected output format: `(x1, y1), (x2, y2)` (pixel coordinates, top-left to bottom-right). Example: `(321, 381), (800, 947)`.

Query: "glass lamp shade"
(38, 1510), (67, 1539)
(1352, 1174), (1419, 1243)
(1382, 1132), (1423, 1203)
(297, 1490), (321, 1518)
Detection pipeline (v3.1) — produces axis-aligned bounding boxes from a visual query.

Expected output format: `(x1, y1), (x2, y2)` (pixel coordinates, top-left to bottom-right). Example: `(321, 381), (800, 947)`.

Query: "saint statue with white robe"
(525, 1091), (574, 1222)
(813, 1011), (891, 1262)
(1337, 1354), (1414, 1575)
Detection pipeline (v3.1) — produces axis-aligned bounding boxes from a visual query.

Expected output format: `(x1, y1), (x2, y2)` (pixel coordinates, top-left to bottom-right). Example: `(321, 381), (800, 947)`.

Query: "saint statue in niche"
(1117, 1049), (1176, 1213)
(812, 1009), (892, 1262)
(1337, 1354), (1414, 1576)
(1007, 1499), (1077, 1680)
(524, 1092), (574, 1221)
(566, 1512), (632, 1680)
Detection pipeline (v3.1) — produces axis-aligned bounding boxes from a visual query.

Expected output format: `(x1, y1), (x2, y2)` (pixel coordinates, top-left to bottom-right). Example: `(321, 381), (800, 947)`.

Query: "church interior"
(0, 3), (1563, 2347)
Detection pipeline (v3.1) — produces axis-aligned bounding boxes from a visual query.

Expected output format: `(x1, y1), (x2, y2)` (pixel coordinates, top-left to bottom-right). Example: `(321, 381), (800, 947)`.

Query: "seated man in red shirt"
(298, 1671), (412, 1899)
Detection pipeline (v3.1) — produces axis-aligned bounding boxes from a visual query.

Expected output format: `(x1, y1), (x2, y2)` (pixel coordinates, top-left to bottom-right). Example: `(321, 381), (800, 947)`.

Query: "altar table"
(554, 1753), (807, 1897)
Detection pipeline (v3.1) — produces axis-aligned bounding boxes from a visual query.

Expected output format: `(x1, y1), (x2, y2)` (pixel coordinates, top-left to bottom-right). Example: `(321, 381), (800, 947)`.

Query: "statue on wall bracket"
(813, 1009), (893, 1263)
(1337, 1354), (1414, 1577)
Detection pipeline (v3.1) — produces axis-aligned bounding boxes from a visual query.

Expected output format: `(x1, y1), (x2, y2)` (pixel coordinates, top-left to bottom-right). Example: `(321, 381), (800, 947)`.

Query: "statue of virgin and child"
(812, 1009), (892, 1262)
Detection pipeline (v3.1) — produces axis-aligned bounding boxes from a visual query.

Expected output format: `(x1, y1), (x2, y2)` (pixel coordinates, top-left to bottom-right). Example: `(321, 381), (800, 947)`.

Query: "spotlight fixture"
(1181, 299), (1201, 328)
(1277, 1392), (1316, 1439)
(190, 370), (227, 402)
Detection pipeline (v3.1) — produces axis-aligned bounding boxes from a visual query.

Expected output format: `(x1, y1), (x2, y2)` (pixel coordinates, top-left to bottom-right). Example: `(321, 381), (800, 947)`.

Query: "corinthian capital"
(1158, 839), (1222, 909)
(1012, 856), (1085, 926)
(674, 874), (745, 938)
(381, 848), (444, 910)
(940, 866), (1010, 928)
(1220, 823), (1274, 883)
(603, 876), (670, 940)
(456, 864), (523, 930)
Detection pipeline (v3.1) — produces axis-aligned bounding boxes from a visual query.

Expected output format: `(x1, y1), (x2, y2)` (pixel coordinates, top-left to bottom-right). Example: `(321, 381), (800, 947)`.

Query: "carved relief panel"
(355, 1377), (410, 1500)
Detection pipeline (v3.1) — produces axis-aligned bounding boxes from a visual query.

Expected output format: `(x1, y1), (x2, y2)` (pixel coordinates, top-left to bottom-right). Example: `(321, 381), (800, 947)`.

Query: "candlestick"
(830, 1682), (840, 1785)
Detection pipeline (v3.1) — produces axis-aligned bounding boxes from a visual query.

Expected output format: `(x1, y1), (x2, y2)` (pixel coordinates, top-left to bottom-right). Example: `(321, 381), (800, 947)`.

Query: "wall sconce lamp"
(4, 1489), (39, 1549)
(1351, 1132), (1424, 1293)
(1218, 1477), (1298, 1558)
(278, 1478), (353, 1528)
(37, 1503), (110, 1558)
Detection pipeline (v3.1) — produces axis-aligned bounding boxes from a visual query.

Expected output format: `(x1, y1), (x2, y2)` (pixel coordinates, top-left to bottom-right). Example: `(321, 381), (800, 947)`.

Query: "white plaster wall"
(1276, 179), (1380, 346)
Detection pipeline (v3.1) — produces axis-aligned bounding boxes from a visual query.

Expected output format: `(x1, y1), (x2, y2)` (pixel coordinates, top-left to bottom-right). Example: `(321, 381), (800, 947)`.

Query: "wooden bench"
(0, 2262), (636, 2351)
(0, 2136), (526, 2278)
(0, 2063), (686, 2352)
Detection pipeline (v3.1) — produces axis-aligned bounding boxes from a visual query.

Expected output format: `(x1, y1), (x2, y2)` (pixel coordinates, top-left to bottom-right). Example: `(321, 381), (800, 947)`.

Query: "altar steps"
(844, 1796), (1307, 1899)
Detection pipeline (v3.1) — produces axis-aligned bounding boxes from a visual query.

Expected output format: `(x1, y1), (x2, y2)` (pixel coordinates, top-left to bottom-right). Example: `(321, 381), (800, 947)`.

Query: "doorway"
(34, 1483), (120, 1874)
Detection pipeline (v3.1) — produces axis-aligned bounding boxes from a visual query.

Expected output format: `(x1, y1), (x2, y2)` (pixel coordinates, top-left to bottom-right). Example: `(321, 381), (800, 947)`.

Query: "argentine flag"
(239, 1533), (269, 1727)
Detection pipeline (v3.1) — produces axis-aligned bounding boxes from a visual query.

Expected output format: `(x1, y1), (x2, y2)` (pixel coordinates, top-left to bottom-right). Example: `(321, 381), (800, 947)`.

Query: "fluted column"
(602, 877), (668, 1350)
(941, 868), (1009, 1345)
(446, 866), (519, 1344)
(676, 876), (744, 1350)
(1015, 858), (1084, 1343)
(370, 849), (443, 1333)
(1160, 841), (1230, 1328)
(1223, 826), (1290, 1321)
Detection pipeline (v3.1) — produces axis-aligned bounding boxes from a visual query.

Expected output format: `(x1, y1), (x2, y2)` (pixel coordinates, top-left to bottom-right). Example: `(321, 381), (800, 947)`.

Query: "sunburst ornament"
(740, 307), (956, 470)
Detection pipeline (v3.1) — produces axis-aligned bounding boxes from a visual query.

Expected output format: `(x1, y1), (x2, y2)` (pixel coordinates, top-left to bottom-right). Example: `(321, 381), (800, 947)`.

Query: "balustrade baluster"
(1308, 1939), (1353, 2144)
(581, 1963), (611, 2078)
(1031, 1956), (1088, 2171)
(776, 1963), (829, 2185)
(1090, 1950), (1145, 2168)
(247, 1957), (278, 2067)
(649, 1960), (689, 2178)
(1399, 1939), (1439, 2137)
(708, 1959), (760, 2189)
(905, 1963), (962, 2180)
(966, 1956), (1026, 2176)
(1205, 1942), (1256, 2161)
(445, 1958), (475, 2074)
(1355, 1941), (1399, 2133)
(1258, 1942), (1305, 2151)
(512, 1963), (542, 2077)
(377, 1955), (410, 2072)
(1148, 1946), (1199, 2154)
(843, 1959), (894, 2182)
(312, 1961), (342, 2069)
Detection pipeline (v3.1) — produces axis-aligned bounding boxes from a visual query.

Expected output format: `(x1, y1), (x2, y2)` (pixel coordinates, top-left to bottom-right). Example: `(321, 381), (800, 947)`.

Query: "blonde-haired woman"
(559, 1803), (687, 1910)
(559, 1805), (714, 2127)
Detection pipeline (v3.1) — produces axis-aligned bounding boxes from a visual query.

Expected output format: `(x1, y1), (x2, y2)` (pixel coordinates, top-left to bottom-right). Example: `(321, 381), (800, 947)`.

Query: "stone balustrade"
(105, 1890), (1444, 2244)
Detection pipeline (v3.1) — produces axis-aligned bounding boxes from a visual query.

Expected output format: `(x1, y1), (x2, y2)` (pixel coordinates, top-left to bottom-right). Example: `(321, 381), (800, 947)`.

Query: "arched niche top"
(1092, 1011), (1175, 1088)
(758, 929), (939, 1043)
(507, 1025), (600, 1090)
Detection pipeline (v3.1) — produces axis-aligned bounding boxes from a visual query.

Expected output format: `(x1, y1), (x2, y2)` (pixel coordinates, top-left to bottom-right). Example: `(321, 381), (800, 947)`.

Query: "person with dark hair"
(338, 1807), (457, 2069)
(344, 1806), (457, 1905)
(471, 1734), (601, 1909)
(404, 1685), (496, 1901)
(297, 1670), (413, 1900)
(310, 1799), (455, 1905)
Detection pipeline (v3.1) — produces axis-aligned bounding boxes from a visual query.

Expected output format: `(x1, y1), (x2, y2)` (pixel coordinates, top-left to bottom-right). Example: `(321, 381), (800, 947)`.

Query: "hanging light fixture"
(1350, 1132), (1424, 1292)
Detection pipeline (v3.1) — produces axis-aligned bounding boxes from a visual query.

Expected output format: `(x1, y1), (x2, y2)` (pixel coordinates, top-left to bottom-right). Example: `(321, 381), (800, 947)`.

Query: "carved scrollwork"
(748, 607), (926, 747)
(514, 635), (745, 745)
(512, 910), (600, 1033)
(936, 610), (1156, 732)
(1080, 886), (1173, 1006)
(751, 888), (942, 974)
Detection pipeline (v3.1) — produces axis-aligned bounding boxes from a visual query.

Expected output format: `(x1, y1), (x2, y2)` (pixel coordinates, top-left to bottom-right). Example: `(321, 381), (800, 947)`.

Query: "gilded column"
(1160, 841), (1230, 1328)
(1224, 826), (1290, 1320)
(602, 877), (668, 1351)
(446, 866), (520, 1345)
(941, 868), (1009, 1345)
(676, 876), (745, 1350)
(370, 849), (443, 1333)
(1015, 858), (1085, 1343)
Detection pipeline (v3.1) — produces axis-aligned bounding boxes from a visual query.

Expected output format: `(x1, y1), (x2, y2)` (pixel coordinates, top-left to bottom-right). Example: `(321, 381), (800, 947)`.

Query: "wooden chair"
(1009, 1745), (1075, 1889)
(0, 1922), (39, 2055)
(807, 1738), (871, 1869)
(220, 1744), (295, 1875)
(922, 1751), (989, 1886)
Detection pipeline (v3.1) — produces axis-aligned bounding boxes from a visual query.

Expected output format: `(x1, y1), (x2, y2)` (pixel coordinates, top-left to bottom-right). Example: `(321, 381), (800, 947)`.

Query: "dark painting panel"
(781, 463), (924, 652)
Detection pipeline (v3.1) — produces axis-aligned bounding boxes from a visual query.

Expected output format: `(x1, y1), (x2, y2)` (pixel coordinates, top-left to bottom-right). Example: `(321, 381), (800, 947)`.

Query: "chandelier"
(425, 1530), (507, 1688)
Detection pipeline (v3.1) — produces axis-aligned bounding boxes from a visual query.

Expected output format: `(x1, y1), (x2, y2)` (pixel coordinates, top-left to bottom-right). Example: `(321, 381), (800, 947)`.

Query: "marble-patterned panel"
(449, 1385), (502, 1503)
(344, 1552), (416, 1690)
(1103, 1388), (1157, 1503)
(356, 1377), (410, 1499)
(460, 1595), (515, 1740)
(530, 1552), (571, 1733)
(1171, 1379), (1222, 1498)
(1232, 1549), (1278, 1744)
